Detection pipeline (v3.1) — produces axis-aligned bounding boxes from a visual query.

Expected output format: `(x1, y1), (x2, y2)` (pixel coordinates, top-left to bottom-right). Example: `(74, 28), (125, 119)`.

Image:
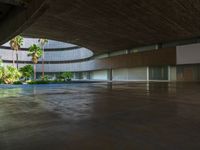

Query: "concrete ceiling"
(1, 0), (200, 54)
(0, 3), (13, 21)
(0, 0), (47, 45)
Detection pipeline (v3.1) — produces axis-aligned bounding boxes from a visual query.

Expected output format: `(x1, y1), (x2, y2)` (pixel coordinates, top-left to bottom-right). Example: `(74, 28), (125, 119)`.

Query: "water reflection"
(0, 84), (95, 121)
(0, 82), (200, 150)
(0, 87), (23, 98)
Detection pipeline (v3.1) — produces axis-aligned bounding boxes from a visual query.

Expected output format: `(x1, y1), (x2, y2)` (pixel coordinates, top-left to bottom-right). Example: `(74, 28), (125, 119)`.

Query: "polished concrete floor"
(0, 82), (200, 150)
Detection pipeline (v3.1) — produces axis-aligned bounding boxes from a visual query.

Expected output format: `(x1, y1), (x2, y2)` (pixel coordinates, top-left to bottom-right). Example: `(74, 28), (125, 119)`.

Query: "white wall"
(41, 48), (93, 61)
(0, 48), (92, 62)
(90, 70), (108, 80)
(177, 43), (200, 65)
(113, 68), (128, 80)
(0, 49), (31, 61)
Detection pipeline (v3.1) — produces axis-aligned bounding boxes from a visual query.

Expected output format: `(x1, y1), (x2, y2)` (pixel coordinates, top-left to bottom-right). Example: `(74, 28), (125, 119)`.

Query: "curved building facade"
(1, 37), (200, 81)
(0, 38), (94, 78)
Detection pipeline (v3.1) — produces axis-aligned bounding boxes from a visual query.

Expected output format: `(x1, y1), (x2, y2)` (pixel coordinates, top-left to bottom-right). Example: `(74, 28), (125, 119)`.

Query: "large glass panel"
(149, 66), (168, 80)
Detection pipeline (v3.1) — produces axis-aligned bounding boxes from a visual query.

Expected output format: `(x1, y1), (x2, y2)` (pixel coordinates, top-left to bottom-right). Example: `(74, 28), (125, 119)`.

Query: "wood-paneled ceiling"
(2, 0), (200, 53)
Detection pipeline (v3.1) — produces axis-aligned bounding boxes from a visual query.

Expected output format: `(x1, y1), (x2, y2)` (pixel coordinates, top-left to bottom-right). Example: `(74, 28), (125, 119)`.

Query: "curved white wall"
(2, 38), (75, 49)
(0, 49), (31, 61)
(0, 37), (94, 73)
(1, 61), (95, 72)
(43, 48), (93, 61)
(1, 37), (93, 61)
(0, 48), (93, 61)
(35, 61), (95, 72)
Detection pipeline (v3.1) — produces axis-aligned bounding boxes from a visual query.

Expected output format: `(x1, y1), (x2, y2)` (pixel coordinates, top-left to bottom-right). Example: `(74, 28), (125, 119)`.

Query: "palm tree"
(38, 38), (48, 79)
(27, 44), (43, 80)
(9, 35), (23, 69)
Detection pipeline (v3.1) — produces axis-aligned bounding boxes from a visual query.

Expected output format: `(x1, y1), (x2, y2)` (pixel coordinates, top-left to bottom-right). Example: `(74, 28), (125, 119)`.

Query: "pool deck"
(0, 82), (200, 150)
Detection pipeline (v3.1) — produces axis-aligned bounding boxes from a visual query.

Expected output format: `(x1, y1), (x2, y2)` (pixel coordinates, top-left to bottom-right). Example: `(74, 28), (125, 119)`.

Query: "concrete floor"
(0, 82), (200, 150)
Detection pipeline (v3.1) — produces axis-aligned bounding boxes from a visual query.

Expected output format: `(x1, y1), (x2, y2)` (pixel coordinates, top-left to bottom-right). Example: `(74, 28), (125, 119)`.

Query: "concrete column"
(126, 49), (130, 54)
(155, 44), (159, 50)
(147, 66), (149, 81)
(107, 69), (113, 81)
(168, 66), (171, 81)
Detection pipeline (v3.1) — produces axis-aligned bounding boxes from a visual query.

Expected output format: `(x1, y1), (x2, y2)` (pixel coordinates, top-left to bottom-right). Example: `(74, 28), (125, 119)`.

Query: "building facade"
(1, 38), (200, 81)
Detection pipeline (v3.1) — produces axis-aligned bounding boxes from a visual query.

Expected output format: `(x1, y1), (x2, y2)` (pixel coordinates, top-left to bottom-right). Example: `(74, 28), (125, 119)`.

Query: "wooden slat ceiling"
(21, 0), (200, 53)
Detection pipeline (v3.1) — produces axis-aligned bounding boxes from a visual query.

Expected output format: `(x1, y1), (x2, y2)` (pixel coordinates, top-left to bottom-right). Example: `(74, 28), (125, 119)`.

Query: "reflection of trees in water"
(0, 88), (22, 98)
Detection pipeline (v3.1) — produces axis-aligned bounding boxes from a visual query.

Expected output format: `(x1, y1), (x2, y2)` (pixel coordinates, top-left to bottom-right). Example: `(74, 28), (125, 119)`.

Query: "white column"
(147, 66), (149, 81)
(168, 66), (171, 81)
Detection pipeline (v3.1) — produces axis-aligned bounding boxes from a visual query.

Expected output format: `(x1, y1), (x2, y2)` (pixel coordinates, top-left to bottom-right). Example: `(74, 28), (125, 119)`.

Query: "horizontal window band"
(0, 46), (82, 51)
(1, 58), (92, 64)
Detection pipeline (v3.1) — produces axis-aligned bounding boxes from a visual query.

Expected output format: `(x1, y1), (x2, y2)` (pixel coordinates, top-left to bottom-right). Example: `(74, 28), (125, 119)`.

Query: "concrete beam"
(0, 0), (49, 45)
(0, 0), (27, 6)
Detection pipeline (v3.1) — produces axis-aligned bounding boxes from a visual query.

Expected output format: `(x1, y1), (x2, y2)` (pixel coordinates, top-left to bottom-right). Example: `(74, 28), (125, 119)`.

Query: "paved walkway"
(0, 82), (200, 150)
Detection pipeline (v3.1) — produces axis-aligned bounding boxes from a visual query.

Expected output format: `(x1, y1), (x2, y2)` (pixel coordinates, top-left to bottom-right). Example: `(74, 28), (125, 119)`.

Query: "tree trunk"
(42, 47), (45, 80)
(16, 51), (18, 69)
(34, 64), (36, 80)
(12, 50), (15, 66)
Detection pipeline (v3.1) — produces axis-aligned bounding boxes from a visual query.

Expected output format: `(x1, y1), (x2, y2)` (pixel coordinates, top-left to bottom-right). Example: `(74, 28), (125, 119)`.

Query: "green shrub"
(56, 73), (64, 81)
(28, 80), (49, 84)
(62, 72), (73, 81)
(0, 64), (22, 84)
(13, 81), (23, 85)
(40, 75), (50, 81)
(19, 65), (33, 81)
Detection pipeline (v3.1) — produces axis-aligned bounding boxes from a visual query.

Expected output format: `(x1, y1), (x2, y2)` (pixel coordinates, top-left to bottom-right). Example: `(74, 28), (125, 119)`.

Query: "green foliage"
(0, 60), (3, 83)
(9, 35), (24, 68)
(13, 81), (23, 85)
(28, 80), (49, 84)
(61, 72), (73, 81)
(0, 59), (3, 67)
(9, 35), (23, 51)
(44, 75), (49, 81)
(0, 65), (21, 84)
(19, 65), (34, 80)
(27, 44), (43, 64)
(56, 73), (64, 81)
(28, 44), (43, 80)
(39, 75), (49, 81)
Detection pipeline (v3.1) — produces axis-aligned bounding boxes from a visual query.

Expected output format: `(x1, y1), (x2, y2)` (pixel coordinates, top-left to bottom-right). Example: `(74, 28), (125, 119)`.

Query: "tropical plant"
(56, 73), (64, 81)
(28, 80), (49, 84)
(0, 59), (3, 67)
(43, 75), (49, 81)
(38, 38), (48, 79)
(13, 81), (23, 85)
(0, 59), (3, 82)
(0, 66), (5, 84)
(39, 75), (49, 81)
(0, 65), (21, 84)
(19, 65), (34, 81)
(61, 72), (73, 81)
(9, 35), (23, 68)
(27, 44), (43, 80)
